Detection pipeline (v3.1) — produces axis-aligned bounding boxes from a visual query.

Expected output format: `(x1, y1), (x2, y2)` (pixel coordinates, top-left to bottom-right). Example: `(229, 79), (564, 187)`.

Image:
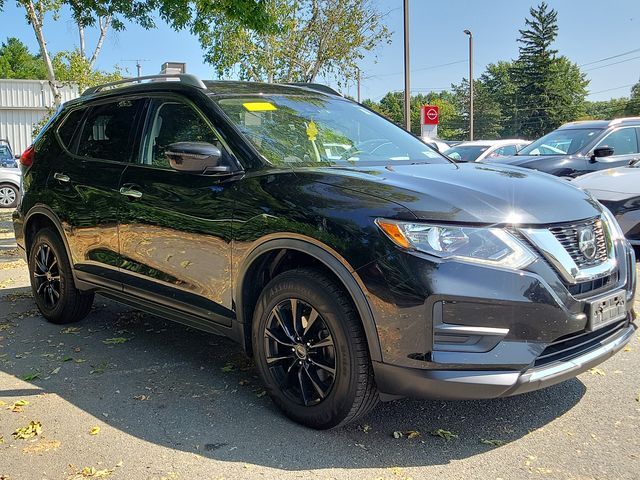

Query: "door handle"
(53, 172), (70, 183)
(119, 187), (143, 199)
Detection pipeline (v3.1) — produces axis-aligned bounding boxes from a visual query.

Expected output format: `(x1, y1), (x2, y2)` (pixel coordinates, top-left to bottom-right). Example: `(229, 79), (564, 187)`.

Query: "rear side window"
(76, 99), (143, 161)
(57, 108), (86, 152)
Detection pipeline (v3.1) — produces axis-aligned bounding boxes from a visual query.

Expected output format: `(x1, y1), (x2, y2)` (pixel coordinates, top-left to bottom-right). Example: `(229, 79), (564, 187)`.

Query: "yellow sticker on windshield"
(243, 102), (277, 112)
(306, 120), (318, 141)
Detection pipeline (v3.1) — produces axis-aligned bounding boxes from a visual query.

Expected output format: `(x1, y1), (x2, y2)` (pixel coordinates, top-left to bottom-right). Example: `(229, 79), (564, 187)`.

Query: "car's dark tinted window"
(57, 108), (86, 152)
(142, 100), (220, 169)
(600, 128), (639, 155)
(77, 99), (143, 161)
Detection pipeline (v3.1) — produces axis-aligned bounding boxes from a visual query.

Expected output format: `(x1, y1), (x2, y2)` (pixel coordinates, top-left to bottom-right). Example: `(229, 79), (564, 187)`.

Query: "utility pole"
(122, 59), (149, 80)
(464, 30), (474, 140)
(403, 0), (411, 131)
(356, 68), (361, 103)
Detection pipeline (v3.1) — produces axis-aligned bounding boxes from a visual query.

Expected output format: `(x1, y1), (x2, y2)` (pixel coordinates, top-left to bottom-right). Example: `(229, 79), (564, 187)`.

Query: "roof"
(450, 139), (529, 147)
(560, 117), (640, 129)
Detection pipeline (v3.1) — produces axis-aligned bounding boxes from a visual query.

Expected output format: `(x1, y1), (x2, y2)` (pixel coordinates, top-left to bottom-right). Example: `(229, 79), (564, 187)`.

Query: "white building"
(0, 79), (78, 155)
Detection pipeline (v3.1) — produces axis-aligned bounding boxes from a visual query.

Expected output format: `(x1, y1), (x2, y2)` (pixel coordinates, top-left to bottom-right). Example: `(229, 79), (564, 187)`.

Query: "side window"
(57, 108), (87, 152)
(599, 128), (639, 156)
(142, 100), (221, 169)
(76, 99), (143, 161)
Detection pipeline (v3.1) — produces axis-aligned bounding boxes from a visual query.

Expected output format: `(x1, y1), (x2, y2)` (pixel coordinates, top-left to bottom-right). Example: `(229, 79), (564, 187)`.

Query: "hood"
(301, 162), (601, 225)
(572, 166), (640, 200)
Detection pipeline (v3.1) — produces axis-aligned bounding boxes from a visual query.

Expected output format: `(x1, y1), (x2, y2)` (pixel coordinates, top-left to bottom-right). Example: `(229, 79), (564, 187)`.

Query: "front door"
(117, 95), (237, 325)
(590, 126), (640, 173)
(49, 98), (145, 288)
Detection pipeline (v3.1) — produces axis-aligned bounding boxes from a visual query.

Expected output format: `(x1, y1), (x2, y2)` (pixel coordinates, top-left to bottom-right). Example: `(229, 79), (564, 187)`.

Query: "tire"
(28, 227), (94, 324)
(0, 183), (18, 208)
(252, 268), (379, 429)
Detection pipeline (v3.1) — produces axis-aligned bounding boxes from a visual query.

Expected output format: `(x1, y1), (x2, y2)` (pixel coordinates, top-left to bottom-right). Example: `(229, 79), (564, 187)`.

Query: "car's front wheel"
(28, 228), (94, 324)
(0, 183), (18, 208)
(252, 268), (379, 429)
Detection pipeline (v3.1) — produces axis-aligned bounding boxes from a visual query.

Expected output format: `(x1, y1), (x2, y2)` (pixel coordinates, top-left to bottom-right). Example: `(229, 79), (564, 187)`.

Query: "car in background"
(486, 118), (640, 178)
(443, 139), (529, 162)
(421, 137), (450, 153)
(0, 140), (17, 168)
(573, 163), (640, 247)
(0, 164), (21, 208)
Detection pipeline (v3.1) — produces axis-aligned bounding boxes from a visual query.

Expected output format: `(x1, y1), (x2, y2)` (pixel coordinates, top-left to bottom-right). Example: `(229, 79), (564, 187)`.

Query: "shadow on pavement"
(0, 285), (585, 470)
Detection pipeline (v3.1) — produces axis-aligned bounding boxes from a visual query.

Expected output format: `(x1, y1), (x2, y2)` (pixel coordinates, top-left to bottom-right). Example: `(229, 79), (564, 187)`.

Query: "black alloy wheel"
(263, 297), (337, 406)
(28, 228), (94, 324)
(252, 268), (379, 429)
(33, 242), (61, 309)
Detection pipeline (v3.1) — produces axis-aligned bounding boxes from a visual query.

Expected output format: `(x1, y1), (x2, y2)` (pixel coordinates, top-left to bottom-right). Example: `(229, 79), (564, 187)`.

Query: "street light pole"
(464, 29), (473, 140)
(403, 0), (411, 132)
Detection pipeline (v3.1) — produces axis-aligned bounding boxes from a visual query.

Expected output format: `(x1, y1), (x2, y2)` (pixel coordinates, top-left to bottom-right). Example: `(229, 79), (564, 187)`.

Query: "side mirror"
(165, 142), (231, 174)
(591, 146), (614, 161)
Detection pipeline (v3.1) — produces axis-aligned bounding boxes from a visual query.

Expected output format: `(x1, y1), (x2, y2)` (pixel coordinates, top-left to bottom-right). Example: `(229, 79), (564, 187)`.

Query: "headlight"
(375, 219), (536, 269)
(600, 206), (625, 242)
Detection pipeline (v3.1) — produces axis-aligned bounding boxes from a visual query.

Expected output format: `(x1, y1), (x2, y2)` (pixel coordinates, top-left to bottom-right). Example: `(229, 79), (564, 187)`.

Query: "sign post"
(420, 105), (439, 138)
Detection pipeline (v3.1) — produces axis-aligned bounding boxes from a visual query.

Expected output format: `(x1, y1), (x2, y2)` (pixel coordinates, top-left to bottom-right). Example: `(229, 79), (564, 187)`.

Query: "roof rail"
(285, 82), (342, 97)
(608, 116), (640, 126)
(82, 74), (207, 96)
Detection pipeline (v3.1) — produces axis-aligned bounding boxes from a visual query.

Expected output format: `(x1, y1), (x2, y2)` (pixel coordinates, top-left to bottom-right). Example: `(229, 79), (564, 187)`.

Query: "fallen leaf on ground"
(221, 363), (234, 373)
(10, 399), (29, 412)
(361, 424), (371, 433)
(623, 346), (631, 352)
(13, 421), (42, 439)
(180, 260), (193, 268)
(481, 438), (506, 447)
(255, 390), (267, 398)
(430, 428), (458, 440)
(89, 426), (100, 435)
(75, 466), (113, 478)
(22, 439), (61, 454)
(238, 379), (250, 386)
(21, 372), (40, 381)
(61, 327), (82, 334)
(133, 395), (148, 401)
(90, 363), (108, 375)
(50, 367), (61, 375)
(102, 337), (129, 345)
(588, 367), (606, 376)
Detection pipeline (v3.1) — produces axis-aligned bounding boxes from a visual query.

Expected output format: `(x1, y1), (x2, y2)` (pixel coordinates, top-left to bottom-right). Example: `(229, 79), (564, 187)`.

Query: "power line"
(583, 55), (640, 72)
(364, 59), (467, 80)
(579, 47), (640, 67)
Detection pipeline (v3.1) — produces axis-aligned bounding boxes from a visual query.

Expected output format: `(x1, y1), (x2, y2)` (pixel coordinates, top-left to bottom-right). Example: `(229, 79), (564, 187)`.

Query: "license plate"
(587, 290), (626, 331)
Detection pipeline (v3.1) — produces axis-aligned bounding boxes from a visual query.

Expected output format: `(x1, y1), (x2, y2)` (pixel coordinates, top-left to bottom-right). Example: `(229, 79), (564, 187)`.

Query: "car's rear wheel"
(252, 268), (379, 429)
(0, 183), (18, 208)
(28, 228), (94, 324)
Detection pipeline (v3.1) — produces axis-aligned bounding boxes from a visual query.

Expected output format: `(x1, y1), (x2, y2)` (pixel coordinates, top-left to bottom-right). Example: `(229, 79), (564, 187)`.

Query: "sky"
(1, 0), (639, 102)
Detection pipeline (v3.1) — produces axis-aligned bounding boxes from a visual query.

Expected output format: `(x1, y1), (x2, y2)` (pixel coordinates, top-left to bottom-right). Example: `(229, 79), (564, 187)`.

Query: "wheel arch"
(235, 236), (382, 363)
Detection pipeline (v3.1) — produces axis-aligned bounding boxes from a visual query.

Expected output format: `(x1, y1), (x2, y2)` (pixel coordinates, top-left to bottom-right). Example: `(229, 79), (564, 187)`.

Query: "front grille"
(549, 217), (608, 268)
(534, 319), (627, 367)
(567, 271), (618, 297)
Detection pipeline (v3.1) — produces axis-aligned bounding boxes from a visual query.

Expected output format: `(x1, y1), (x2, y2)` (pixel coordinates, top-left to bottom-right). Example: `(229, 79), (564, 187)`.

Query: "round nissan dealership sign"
(421, 105), (439, 125)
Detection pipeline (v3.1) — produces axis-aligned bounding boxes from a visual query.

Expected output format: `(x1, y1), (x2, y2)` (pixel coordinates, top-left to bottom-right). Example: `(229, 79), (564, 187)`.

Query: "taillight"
(20, 146), (35, 167)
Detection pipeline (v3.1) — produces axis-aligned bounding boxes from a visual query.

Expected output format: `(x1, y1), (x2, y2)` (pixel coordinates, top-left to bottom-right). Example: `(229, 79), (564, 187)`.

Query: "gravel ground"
(0, 208), (639, 480)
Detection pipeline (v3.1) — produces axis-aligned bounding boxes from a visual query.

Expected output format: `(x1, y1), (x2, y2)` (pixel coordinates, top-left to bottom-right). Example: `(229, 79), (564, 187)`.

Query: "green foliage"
(52, 50), (123, 92)
(625, 81), (640, 116)
(451, 79), (502, 140)
(0, 37), (46, 79)
(584, 98), (629, 120)
(198, 0), (390, 83)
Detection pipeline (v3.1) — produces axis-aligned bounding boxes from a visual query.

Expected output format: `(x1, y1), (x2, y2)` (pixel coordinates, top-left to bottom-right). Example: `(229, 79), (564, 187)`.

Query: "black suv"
(488, 118), (640, 177)
(13, 75), (637, 429)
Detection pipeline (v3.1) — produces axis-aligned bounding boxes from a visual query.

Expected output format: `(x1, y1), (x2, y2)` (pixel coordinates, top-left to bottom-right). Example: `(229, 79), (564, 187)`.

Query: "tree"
(199, 0), (390, 84)
(451, 79), (502, 139)
(3, 1), (271, 105)
(512, 2), (588, 138)
(625, 81), (640, 116)
(584, 98), (629, 119)
(0, 37), (46, 79)
(481, 61), (519, 136)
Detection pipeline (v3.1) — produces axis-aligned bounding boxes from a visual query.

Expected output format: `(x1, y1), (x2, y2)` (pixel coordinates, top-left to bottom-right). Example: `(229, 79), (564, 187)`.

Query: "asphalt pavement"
(1, 208), (639, 480)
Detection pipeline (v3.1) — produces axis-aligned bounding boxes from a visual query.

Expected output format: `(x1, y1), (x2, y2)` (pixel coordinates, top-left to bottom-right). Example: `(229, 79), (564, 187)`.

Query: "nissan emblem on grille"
(577, 226), (597, 260)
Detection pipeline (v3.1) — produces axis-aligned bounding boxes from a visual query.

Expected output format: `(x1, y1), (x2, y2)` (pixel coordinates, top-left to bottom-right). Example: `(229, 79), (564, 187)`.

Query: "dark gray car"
(487, 118), (640, 177)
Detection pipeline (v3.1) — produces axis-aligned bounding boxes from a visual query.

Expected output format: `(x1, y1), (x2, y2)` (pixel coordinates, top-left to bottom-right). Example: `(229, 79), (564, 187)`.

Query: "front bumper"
(373, 319), (635, 400)
(358, 235), (637, 400)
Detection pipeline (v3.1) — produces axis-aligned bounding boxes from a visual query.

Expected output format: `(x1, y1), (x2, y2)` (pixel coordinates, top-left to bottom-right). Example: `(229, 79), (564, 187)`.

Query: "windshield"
(0, 145), (12, 160)
(443, 145), (490, 162)
(518, 128), (602, 156)
(215, 95), (450, 167)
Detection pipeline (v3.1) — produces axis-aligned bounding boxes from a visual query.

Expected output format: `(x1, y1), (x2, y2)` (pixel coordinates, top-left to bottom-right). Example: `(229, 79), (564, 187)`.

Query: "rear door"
(50, 97), (145, 288)
(117, 94), (237, 325)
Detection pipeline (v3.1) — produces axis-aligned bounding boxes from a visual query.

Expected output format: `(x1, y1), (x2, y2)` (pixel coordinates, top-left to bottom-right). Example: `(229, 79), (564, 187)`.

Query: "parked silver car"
(0, 166), (21, 208)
